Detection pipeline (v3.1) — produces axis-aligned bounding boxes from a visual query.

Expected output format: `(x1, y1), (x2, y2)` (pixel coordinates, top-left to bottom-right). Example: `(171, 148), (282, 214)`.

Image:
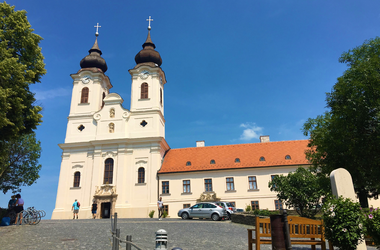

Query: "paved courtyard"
(0, 218), (377, 250)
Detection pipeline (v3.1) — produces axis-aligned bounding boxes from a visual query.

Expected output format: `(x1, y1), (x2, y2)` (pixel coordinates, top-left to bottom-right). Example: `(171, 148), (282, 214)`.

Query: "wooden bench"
(248, 216), (326, 250)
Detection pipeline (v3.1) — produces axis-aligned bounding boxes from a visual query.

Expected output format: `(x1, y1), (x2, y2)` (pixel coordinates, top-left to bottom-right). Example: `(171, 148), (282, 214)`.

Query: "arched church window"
(138, 167), (145, 183)
(81, 87), (89, 103)
(160, 88), (163, 105)
(73, 171), (80, 187)
(104, 158), (114, 184)
(141, 83), (148, 99)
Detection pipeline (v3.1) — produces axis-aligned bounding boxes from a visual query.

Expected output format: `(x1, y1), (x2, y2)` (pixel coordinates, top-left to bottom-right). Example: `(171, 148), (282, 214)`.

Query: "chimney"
(196, 140), (205, 147)
(260, 135), (270, 143)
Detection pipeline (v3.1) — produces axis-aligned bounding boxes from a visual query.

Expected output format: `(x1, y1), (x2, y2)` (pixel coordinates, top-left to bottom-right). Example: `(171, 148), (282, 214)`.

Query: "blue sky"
(1, 0), (380, 219)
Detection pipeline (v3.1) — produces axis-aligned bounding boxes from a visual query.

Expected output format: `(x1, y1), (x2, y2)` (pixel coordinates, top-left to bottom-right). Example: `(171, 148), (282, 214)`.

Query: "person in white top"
(14, 194), (24, 225)
(157, 197), (163, 220)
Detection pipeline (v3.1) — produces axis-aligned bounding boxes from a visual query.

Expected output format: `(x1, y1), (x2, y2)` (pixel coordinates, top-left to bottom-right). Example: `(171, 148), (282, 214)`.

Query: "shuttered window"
(138, 167), (145, 183)
(81, 87), (89, 103)
(141, 83), (148, 99)
(104, 158), (114, 184)
(73, 172), (80, 187)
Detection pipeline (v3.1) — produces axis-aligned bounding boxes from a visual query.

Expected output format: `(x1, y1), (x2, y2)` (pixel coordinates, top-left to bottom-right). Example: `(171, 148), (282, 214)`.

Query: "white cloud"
(34, 88), (71, 100)
(239, 122), (263, 141)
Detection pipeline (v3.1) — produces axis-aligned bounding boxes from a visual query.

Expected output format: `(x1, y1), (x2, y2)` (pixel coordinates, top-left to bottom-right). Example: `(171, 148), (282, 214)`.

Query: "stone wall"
(231, 213), (257, 226)
(231, 210), (298, 226)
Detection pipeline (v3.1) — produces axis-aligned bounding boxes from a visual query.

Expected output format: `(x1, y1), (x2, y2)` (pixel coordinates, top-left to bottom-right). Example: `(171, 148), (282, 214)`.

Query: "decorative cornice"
(196, 192), (221, 203)
(59, 137), (168, 149)
(150, 146), (161, 153)
(94, 113), (101, 121)
(102, 151), (117, 158)
(62, 152), (70, 159)
(94, 184), (117, 197)
(87, 151), (94, 158)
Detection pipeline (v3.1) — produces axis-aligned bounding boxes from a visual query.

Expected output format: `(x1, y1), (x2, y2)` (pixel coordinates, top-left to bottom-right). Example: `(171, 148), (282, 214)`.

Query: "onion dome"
(80, 34), (108, 73)
(135, 28), (162, 66)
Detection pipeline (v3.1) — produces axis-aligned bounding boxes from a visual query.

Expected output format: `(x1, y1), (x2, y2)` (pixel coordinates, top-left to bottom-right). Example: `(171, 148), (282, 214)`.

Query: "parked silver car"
(214, 201), (236, 220)
(177, 202), (227, 221)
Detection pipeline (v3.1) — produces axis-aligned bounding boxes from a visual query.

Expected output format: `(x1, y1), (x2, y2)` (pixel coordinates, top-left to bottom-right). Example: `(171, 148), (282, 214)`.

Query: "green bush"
(250, 209), (280, 216)
(162, 211), (168, 218)
(322, 196), (364, 250)
(149, 210), (155, 218)
(245, 205), (251, 212)
(363, 206), (380, 247)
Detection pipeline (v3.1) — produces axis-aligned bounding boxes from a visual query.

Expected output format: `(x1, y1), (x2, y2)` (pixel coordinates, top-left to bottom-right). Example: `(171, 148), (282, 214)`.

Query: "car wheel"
(211, 213), (220, 221)
(181, 212), (189, 220)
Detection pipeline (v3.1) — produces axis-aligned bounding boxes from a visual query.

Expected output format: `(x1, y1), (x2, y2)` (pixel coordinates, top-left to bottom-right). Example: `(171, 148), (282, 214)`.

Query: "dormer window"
(259, 156), (265, 161)
(235, 158), (240, 163)
(285, 155), (291, 160)
(186, 161), (191, 166)
(210, 160), (215, 164)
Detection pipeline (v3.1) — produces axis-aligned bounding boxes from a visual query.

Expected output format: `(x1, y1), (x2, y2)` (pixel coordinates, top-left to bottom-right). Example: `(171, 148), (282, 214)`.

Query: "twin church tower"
(52, 20), (169, 219)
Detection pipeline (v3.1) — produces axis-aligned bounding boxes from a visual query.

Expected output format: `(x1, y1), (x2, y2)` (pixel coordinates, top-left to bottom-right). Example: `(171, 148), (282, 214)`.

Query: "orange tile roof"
(159, 140), (310, 174)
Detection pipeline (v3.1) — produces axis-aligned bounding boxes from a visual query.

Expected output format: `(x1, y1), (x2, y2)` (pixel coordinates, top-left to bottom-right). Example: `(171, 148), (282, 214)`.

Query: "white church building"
(53, 23), (371, 220)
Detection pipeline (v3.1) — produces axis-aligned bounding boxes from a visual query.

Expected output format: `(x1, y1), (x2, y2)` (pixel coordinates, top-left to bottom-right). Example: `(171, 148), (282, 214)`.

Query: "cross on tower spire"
(94, 23), (101, 36)
(146, 16), (153, 30)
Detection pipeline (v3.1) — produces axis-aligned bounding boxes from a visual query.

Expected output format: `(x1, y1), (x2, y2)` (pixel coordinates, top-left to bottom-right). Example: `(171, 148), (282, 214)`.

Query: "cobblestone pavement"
(0, 218), (377, 250)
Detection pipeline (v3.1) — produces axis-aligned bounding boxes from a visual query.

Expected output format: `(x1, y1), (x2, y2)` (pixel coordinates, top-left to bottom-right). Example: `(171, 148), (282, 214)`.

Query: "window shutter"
(81, 87), (89, 103)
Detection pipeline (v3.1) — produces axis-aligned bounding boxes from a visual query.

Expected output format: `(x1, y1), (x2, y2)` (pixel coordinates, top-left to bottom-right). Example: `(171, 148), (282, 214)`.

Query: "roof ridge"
(168, 139), (309, 151)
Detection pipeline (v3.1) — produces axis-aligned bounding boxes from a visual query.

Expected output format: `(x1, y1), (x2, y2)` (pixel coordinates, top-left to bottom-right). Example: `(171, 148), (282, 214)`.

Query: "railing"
(110, 213), (143, 250)
(110, 212), (182, 250)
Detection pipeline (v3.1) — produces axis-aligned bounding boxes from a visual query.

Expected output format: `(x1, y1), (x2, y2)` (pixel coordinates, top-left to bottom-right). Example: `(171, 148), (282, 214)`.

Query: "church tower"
(128, 18), (166, 139)
(65, 25), (112, 144)
(52, 20), (169, 220)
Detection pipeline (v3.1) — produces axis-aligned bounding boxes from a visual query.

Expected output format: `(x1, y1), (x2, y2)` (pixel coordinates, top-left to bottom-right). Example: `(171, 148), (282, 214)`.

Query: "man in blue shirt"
(72, 199), (80, 219)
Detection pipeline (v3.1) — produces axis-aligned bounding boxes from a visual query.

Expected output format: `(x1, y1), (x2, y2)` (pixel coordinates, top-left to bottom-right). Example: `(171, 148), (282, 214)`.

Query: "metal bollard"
(126, 235), (132, 250)
(155, 229), (168, 250)
(112, 213), (118, 250)
(116, 228), (120, 250)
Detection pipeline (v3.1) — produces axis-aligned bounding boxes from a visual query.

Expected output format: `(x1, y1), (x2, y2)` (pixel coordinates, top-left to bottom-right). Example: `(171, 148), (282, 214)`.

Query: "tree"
(0, 2), (45, 142)
(268, 167), (331, 218)
(0, 133), (42, 194)
(303, 37), (380, 208)
(0, 2), (45, 193)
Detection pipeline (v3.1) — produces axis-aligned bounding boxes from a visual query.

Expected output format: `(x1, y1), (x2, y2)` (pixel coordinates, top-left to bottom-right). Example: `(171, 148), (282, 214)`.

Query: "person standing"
(91, 201), (97, 219)
(14, 194), (24, 225)
(157, 197), (163, 220)
(72, 199), (80, 219)
(8, 195), (16, 209)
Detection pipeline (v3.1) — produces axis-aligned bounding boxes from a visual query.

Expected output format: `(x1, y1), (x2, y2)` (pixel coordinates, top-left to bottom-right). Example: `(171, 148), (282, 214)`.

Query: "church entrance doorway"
(101, 202), (111, 218)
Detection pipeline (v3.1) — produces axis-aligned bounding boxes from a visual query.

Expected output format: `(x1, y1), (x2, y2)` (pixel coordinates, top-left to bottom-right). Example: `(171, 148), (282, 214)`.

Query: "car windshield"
(226, 202), (234, 207)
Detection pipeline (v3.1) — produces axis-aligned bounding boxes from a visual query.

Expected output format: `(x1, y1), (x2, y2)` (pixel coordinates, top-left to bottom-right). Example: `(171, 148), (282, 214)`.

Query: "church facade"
(52, 26), (169, 219)
(54, 24), (378, 220)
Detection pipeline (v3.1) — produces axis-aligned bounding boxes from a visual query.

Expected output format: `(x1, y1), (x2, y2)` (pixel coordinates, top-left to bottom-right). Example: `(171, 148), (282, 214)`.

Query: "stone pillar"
(330, 168), (367, 250)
